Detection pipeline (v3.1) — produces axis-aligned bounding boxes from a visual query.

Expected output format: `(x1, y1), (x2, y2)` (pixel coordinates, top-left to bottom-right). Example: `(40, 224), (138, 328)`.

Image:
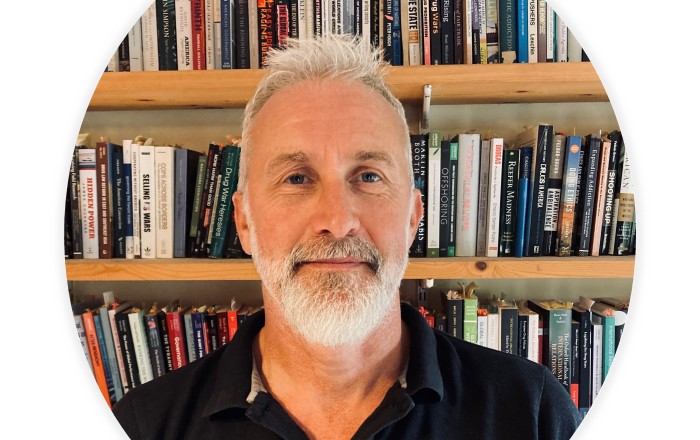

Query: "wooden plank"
(88, 63), (607, 111)
(65, 256), (634, 281)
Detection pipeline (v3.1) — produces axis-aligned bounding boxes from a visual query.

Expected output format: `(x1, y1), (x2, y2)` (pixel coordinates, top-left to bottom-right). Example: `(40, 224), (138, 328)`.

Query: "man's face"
(234, 79), (422, 346)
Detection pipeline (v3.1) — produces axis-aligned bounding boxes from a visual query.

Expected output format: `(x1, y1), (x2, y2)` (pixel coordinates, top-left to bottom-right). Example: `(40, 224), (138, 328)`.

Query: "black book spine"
(354, 0), (362, 35)
(572, 308), (592, 413)
(370, 0), (380, 47)
(576, 134), (602, 256)
(118, 35), (130, 72)
(409, 134), (428, 257)
(196, 145), (222, 257)
(571, 320), (581, 408)
(438, 140), (451, 257)
(526, 125), (553, 256)
(155, 311), (173, 373)
(447, 140), (458, 256)
(518, 314), (529, 358)
(115, 311), (141, 391)
(498, 0), (516, 62)
(69, 146), (83, 259)
(235, 0), (251, 68)
(542, 133), (566, 256)
(500, 308), (517, 355)
(112, 146), (126, 258)
(144, 313), (167, 378)
(470, 0), (480, 63)
(498, 149), (519, 256)
(205, 313), (219, 352)
(599, 130), (622, 254)
(440, 0), (453, 64)
(453, 0), (463, 64)
(383, 0), (394, 64)
(156, 0), (178, 70)
(444, 297), (464, 339)
(430, 0), (441, 64)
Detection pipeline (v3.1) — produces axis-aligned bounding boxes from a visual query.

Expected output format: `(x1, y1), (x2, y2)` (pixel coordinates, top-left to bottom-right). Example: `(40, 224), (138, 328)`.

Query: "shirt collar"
(202, 302), (444, 417)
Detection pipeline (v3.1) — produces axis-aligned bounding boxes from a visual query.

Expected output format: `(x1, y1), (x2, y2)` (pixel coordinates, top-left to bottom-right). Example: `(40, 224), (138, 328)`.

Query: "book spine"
(128, 310), (154, 385)
(190, 0), (206, 69)
(78, 149), (100, 259)
(429, 0), (441, 64)
(573, 308), (592, 413)
(556, 136), (582, 256)
(209, 146), (240, 258)
(129, 142), (141, 256)
(513, 146), (531, 257)
(107, 307), (129, 395)
(258, 0), (275, 67)
(166, 312), (189, 369)
(527, 313), (539, 363)
(192, 312), (209, 359)
(470, 0), (480, 63)
(440, 0), (453, 65)
(421, 0), (431, 63)
(142, 3), (160, 71)
(438, 140), (452, 257)
(545, 2), (554, 62)
(447, 140), (458, 256)
(427, 132), (441, 257)
(175, 0), (194, 70)
(409, 134), (428, 257)
(82, 311), (112, 407)
(112, 146), (126, 258)
(445, 298), (464, 339)
(96, 142), (113, 259)
(128, 18), (144, 71)
(518, 313), (528, 358)
(139, 145), (156, 258)
(205, 313), (219, 351)
(217, 311), (230, 346)
(526, 125), (552, 256)
(576, 135), (602, 256)
(155, 146), (175, 258)
(115, 311), (141, 390)
(555, 12), (567, 62)
(407, 0), (421, 65)
(464, 0), (473, 64)
(174, 149), (187, 257)
(590, 141), (610, 256)
(498, 148), (519, 256)
(499, 307), (517, 355)
(92, 313), (117, 405)
(144, 313), (168, 378)
(455, 134), (480, 257)
(486, 310), (499, 350)
(591, 319), (603, 402)
(485, 138), (503, 257)
(599, 131), (622, 254)
(542, 133), (565, 256)
(612, 145), (634, 255)
(183, 312), (197, 362)
(485, 0), (498, 63)
(526, 0), (536, 62)
(477, 0), (486, 63)
(69, 147), (83, 259)
(498, 0), (516, 62)
(536, 0), (545, 62)
(123, 143), (134, 259)
(157, 0), (179, 70)
(235, 0), (251, 68)
(570, 320), (580, 408)
(204, 0), (216, 69)
(98, 307), (123, 402)
(475, 139), (490, 256)
(516, 0), (527, 62)
(221, 0), (233, 68)
(156, 311), (174, 372)
(189, 155), (208, 256)
(463, 298), (478, 343)
(476, 314), (487, 346)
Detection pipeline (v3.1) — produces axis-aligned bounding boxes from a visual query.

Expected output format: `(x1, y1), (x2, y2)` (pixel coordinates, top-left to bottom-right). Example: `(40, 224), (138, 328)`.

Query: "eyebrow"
(353, 150), (396, 168)
(265, 149), (396, 175)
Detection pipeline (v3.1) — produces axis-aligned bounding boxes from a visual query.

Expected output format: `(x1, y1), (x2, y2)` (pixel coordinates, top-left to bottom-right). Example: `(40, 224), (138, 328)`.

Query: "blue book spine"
(112, 145), (126, 258)
(514, 146), (532, 257)
(123, 150), (133, 257)
(93, 313), (116, 404)
(221, 0), (233, 68)
(392, 0), (403, 65)
(192, 311), (208, 359)
(516, 0), (528, 63)
(174, 149), (187, 257)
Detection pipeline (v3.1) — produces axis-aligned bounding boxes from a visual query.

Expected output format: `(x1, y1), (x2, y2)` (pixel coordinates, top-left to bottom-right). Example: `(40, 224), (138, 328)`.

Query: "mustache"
(285, 235), (383, 275)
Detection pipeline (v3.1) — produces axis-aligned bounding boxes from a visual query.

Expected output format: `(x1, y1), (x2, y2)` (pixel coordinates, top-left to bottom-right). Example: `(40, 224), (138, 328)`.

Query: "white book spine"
(567, 28), (582, 62)
(527, 0), (537, 62)
(464, 0), (473, 65)
(140, 145), (156, 258)
(362, 0), (371, 42)
(298, 0), (308, 39)
(129, 141), (141, 256)
(476, 314), (488, 347)
(205, 0), (216, 69)
(591, 322), (603, 401)
(455, 133), (481, 256)
(249, 0), (260, 69)
(128, 18), (144, 71)
(407, 0), (421, 65)
(108, 309), (130, 395)
(486, 312), (499, 350)
(78, 149), (100, 259)
(123, 141), (135, 259)
(74, 315), (93, 373)
(546, 4), (554, 62)
(155, 146), (175, 258)
(555, 13), (567, 62)
(141, 3), (160, 71)
(527, 314), (539, 363)
(176, 0), (194, 70)
(106, 51), (119, 72)
(427, 136), (442, 257)
(322, 0), (330, 36)
(214, 0), (222, 69)
(475, 139), (491, 256)
(128, 311), (154, 385)
(591, 141), (611, 256)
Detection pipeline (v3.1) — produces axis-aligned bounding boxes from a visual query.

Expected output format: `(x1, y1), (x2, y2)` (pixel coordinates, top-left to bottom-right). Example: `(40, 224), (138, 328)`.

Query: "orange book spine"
(82, 311), (112, 408)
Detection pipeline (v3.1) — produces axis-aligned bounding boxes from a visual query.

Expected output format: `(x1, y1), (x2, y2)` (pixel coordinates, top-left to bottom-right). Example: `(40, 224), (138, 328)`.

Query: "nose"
(310, 180), (361, 239)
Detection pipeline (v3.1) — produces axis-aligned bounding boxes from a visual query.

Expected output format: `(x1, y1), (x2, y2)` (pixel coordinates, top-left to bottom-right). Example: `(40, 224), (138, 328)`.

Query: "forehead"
(246, 79), (407, 162)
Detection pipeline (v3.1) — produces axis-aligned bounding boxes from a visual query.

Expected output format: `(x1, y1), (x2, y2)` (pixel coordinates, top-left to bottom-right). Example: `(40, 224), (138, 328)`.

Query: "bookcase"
(67, 62), (635, 308)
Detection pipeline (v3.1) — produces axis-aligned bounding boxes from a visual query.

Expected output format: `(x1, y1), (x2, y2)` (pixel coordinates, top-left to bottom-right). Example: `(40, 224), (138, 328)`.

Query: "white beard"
(249, 223), (408, 347)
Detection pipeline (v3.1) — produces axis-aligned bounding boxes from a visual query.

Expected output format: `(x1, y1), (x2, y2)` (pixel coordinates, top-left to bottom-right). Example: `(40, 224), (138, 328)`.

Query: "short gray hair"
(238, 34), (412, 192)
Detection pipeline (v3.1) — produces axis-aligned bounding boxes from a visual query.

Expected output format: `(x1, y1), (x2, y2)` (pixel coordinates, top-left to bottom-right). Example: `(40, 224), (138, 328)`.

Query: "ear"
(233, 191), (252, 255)
(407, 187), (423, 249)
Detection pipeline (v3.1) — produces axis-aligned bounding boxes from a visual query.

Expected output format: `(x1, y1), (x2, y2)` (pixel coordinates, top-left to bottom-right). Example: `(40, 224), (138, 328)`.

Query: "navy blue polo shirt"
(113, 303), (581, 439)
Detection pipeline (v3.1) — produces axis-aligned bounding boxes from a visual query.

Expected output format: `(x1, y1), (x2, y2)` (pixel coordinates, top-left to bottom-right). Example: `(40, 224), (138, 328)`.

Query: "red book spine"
(166, 312), (188, 369)
(190, 0), (206, 69)
(227, 310), (239, 341)
(217, 311), (229, 346)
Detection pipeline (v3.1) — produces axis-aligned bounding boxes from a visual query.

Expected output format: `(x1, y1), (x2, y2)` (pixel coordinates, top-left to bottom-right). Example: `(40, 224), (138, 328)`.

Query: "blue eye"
(360, 172), (381, 183)
(286, 174), (307, 185)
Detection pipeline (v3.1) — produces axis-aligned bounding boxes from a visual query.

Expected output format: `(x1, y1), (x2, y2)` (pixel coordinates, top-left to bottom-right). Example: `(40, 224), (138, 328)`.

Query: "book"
(591, 301), (616, 383)
(156, 0), (179, 70)
(182, 307), (197, 363)
(409, 134), (428, 257)
(575, 134), (602, 256)
(526, 0), (537, 62)
(139, 145), (156, 258)
(165, 301), (189, 370)
(513, 146), (532, 257)
(235, 0), (251, 68)
(497, 297), (518, 355)
(406, 0), (421, 65)
(611, 142), (635, 255)
(591, 315), (603, 402)
(475, 138), (491, 256)
(442, 287), (464, 339)
(541, 132), (565, 256)
(189, 154), (208, 256)
(106, 301), (134, 395)
(485, 138), (504, 257)
(78, 148), (99, 259)
(440, 0), (454, 65)
(209, 145), (241, 258)
(190, 0), (206, 69)
(485, 0), (498, 63)
(127, 306), (154, 386)
(460, 282), (479, 344)
(598, 130), (622, 255)
(196, 144), (222, 256)
(204, 0), (217, 69)
(556, 136), (582, 256)
(155, 146), (175, 258)
(572, 298), (593, 417)
(536, 0), (545, 62)
(122, 141), (135, 259)
(426, 132), (441, 257)
(128, 139), (142, 257)
(174, 148), (202, 257)
(112, 146), (127, 258)
(570, 319), (580, 408)
(73, 313), (92, 373)
(114, 306), (141, 393)
(175, 0), (194, 70)
(81, 308), (113, 407)
(258, 0), (275, 67)
(527, 299), (572, 391)
(455, 133), (481, 256)
(144, 304), (168, 379)
(516, 300), (539, 363)
(438, 139), (457, 257)
(68, 145), (84, 259)
(478, 294), (500, 350)
(498, 148), (519, 256)
(96, 141), (119, 259)
(97, 292), (123, 402)
(594, 297), (629, 352)
(516, 124), (553, 256)
(590, 140), (611, 256)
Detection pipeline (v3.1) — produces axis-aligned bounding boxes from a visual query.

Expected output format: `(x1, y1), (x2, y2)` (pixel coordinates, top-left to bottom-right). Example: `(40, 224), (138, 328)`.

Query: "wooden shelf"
(65, 256), (634, 281)
(87, 63), (607, 111)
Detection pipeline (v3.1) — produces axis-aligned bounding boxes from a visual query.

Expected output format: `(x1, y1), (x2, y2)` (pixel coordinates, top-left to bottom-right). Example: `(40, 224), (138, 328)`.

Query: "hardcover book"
(575, 134), (602, 256)
(156, 0), (179, 70)
(527, 299), (572, 391)
(426, 132), (441, 257)
(599, 130), (622, 255)
(485, 138), (504, 257)
(175, 0), (194, 70)
(78, 148), (100, 259)
(139, 145), (157, 258)
(498, 148), (519, 256)
(513, 146), (532, 257)
(455, 133), (480, 257)
(541, 132), (565, 256)
(590, 140), (611, 256)
(409, 134), (428, 257)
(556, 136), (582, 256)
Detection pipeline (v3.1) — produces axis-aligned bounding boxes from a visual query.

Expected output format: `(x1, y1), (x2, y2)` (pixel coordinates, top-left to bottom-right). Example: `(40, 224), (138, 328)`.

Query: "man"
(113, 35), (581, 439)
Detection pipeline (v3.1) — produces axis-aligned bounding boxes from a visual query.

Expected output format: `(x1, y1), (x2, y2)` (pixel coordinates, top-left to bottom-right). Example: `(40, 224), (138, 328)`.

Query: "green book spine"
(463, 297), (478, 344)
(189, 155), (208, 240)
(209, 146), (240, 258)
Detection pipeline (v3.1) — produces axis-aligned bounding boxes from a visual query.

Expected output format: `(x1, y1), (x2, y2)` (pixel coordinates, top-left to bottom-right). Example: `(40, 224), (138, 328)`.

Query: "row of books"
(408, 127), (636, 258)
(108, 0), (587, 72)
(64, 135), (249, 259)
(72, 290), (260, 407)
(421, 282), (628, 418)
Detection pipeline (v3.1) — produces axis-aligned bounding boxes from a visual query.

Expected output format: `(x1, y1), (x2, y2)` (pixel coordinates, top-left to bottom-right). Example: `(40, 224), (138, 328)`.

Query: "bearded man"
(113, 35), (581, 440)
